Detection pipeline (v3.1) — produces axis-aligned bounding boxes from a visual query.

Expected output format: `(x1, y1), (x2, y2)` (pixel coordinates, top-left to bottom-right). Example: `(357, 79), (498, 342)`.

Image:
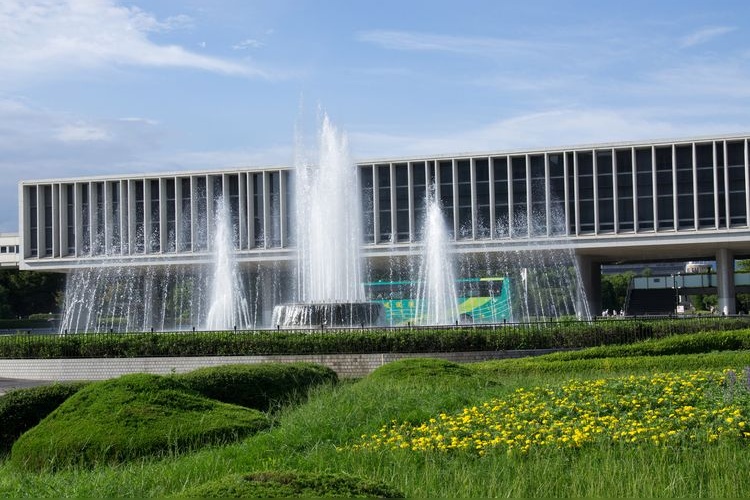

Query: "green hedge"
(0, 382), (87, 453)
(474, 330), (750, 377)
(0, 318), (53, 331)
(11, 374), (269, 471)
(1, 317), (749, 359)
(533, 329), (750, 363)
(178, 362), (338, 411)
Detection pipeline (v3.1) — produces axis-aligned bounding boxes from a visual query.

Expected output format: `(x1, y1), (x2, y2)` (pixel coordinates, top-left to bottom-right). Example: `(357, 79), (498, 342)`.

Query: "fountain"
(205, 197), (251, 330)
(271, 114), (384, 327)
(415, 190), (460, 325)
(58, 113), (591, 333)
(59, 196), (255, 334)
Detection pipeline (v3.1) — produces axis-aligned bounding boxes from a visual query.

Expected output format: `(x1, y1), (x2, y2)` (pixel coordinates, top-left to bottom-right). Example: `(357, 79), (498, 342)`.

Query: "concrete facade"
(18, 133), (750, 314)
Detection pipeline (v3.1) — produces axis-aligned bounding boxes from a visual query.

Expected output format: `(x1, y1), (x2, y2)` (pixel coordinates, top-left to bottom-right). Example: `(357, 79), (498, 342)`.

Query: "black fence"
(1, 315), (749, 359)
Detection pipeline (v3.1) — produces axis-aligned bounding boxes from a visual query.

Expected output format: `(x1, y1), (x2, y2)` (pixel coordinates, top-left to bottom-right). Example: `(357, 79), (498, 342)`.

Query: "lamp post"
(672, 272), (682, 314)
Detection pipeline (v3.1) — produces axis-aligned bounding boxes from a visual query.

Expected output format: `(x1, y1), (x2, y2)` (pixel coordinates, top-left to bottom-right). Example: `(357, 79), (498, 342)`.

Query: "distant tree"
(0, 283), (12, 318)
(0, 270), (66, 318)
(601, 272), (635, 312)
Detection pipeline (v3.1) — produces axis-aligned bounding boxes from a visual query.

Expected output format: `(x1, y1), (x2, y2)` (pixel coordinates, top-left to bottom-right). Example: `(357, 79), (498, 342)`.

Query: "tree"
(601, 272), (635, 312)
(0, 270), (66, 318)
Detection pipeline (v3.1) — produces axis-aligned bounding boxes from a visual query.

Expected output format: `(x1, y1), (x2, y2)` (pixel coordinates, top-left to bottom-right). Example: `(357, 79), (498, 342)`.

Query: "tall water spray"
(416, 191), (460, 325)
(295, 114), (364, 303)
(271, 114), (384, 327)
(205, 197), (251, 330)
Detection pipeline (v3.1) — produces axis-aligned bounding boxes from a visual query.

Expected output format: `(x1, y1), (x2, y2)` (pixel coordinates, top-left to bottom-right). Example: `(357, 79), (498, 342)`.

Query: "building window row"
(23, 171), (290, 259)
(21, 137), (750, 258)
(360, 139), (750, 242)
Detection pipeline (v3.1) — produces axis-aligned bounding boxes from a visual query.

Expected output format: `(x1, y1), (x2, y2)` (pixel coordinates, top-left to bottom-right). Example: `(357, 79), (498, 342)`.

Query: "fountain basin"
(271, 302), (385, 328)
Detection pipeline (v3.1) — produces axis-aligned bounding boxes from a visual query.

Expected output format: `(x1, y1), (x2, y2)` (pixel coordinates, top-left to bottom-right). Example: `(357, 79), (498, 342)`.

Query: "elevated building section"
(18, 133), (750, 314)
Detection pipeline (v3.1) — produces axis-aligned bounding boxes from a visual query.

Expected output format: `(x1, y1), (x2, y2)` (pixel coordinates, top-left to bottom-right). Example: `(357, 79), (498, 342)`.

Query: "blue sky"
(2, 0), (750, 232)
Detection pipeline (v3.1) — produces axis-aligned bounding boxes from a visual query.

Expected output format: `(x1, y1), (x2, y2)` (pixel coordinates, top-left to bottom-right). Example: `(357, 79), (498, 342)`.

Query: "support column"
(716, 248), (736, 315)
(260, 264), (277, 326)
(575, 253), (601, 319)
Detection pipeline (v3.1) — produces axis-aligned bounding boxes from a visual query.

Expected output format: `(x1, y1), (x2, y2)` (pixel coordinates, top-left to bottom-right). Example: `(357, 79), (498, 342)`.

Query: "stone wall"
(0, 349), (560, 381)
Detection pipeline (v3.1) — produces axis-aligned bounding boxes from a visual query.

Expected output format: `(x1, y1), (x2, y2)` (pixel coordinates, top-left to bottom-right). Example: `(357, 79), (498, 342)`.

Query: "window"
(456, 159), (472, 239)
(727, 141), (746, 226)
(475, 158), (490, 238)
(675, 145), (694, 229)
(577, 152), (594, 233)
(635, 149), (654, 231)
(360, 166), (374, 243)
(377, 165), (392, 242)
(394, 163), (410, 242)
(530, 155), (546, 236)
(654, 147), (673, 230)
(615, 150), (634, 231)
(548, 154), (566, 235)
(438, 160), (454, 237)
(695, 143), (714, 228)
(511, 156), (528, 236)
(596, 151), (614, 233)
(492, 157), (509, 237)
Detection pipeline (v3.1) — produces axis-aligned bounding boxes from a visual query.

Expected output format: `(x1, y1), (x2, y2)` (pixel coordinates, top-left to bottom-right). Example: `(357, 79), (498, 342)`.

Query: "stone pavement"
(0, 378), (50, 396)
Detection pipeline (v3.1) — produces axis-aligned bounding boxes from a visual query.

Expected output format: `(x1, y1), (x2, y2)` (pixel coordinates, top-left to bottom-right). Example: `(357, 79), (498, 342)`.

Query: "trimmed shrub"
(2, 317), (750, 359)
(10, 373), (269, 471)
(179, 470), (403, 498)
(178, 362), (338, 411)
(522, 329), (750, 363)
(0, 382), (87, 453)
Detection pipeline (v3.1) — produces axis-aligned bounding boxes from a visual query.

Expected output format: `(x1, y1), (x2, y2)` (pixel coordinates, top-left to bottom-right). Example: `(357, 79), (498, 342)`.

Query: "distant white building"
(0, 233), (20, 268)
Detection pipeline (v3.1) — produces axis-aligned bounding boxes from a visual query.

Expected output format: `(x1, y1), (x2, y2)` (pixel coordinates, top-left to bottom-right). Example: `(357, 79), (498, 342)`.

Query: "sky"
(1, 0), (750, 232)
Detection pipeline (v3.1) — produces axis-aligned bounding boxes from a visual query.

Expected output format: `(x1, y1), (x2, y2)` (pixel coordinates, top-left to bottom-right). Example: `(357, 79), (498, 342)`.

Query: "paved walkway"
(0, 378), (50, 396)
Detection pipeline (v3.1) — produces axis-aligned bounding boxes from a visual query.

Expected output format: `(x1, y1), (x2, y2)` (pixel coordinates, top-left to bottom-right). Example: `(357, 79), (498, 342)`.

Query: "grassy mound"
(475, 329), (750, 377)
(0, 382), (87, 453)
(178, 362), (338, 411)
(10, 373), (269, 471)
(179, 470), (403, 498)
(367, 358), (476, 382)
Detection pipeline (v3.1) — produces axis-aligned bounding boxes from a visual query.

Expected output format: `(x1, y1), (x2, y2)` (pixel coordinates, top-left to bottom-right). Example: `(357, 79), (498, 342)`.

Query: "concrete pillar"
(259, 265), (276, 327)
(716, 248), (735, 315)
(575, 254), (601, 319)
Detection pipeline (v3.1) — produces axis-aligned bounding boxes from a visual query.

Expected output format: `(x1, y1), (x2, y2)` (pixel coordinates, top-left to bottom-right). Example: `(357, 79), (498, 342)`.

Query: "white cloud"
(680, 26), (736, 48)
(0, 0), (267, 86)
(357, 30), (550, 57)
(349, 107), (745, 160)
(56, 123), (111, 143)
(233, 38), (264, 50)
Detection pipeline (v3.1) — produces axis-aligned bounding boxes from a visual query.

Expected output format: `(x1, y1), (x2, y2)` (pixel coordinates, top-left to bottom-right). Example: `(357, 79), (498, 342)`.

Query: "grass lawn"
(1, 339), (750, 496)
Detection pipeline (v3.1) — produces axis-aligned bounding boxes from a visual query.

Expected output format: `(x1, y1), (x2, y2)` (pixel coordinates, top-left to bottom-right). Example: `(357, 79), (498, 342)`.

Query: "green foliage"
(178, 363), (338, 412)
(367, 358), (475, 383)
(601, 272), (634, 312)
(10, 373), (269, 471)
(3, 317), (750, 359)
(179, 470), (402, 498)
(0, 318), (53, 330)
(0, 382), (87, 453)
(532, 329), (750, 362)
(3, 348), (750, 497)
(0, 270), (65, 319)
(473, 330), (750, 377)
